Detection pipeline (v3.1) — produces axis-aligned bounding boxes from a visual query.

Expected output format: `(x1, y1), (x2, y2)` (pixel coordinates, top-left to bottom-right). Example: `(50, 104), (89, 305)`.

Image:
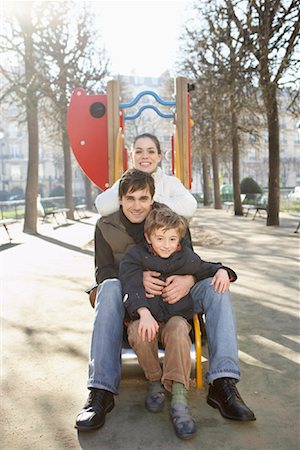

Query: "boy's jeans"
(127, 316), (192, 392)
(87, 277), (240, 394)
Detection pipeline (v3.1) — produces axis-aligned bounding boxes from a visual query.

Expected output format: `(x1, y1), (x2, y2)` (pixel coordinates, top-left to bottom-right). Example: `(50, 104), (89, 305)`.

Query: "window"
(280, 116), (286, 128)
(10, 143), (20, 158)
(10, 165), (21, 180)
(280, 132), (287, 144)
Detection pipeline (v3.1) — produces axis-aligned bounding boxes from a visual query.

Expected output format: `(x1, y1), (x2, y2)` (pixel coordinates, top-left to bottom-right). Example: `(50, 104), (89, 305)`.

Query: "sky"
(92, 0), (192, 77)
(2, 0), (192, 78)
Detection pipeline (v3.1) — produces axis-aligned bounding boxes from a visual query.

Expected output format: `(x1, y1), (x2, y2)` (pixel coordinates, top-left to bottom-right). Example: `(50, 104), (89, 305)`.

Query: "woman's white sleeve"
(94, 180), (120, 216)
(154, 178), (197, 219)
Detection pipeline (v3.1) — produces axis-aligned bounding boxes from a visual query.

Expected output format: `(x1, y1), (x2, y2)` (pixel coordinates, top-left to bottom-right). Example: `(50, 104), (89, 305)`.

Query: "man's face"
(120, 187), (153, 223)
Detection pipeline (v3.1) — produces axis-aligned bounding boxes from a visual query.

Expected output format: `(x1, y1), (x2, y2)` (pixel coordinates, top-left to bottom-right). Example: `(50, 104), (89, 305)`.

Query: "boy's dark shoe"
(75, 388), (115, 431)
(207, 378), (256, 421)
(171, 403), (197, 440)
(145, 381), (165, 413)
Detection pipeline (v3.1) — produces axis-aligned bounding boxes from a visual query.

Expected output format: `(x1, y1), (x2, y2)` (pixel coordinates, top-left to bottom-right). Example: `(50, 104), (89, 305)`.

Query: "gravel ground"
(1, 208), (299, 450)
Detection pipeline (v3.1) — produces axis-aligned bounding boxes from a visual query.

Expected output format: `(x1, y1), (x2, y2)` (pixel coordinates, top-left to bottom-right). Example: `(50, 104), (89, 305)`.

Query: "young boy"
(119, 207), (236, 440)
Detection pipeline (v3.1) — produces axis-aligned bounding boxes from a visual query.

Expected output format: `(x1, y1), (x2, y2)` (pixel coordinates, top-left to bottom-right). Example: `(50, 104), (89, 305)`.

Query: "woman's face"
(131, 137), (162, 174)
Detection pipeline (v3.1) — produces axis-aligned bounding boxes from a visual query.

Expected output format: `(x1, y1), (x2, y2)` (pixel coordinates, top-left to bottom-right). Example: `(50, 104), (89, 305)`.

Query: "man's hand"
(137, 307), (159, 342)
(143, 271), (166, 298)
(162, 275), (195, 304)
(89, 287), (97, 308)
(211, 268), (230, 293)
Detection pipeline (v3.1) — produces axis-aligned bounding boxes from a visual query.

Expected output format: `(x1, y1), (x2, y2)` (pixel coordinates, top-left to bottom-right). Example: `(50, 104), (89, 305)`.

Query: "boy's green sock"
(171, 381), (188, 407)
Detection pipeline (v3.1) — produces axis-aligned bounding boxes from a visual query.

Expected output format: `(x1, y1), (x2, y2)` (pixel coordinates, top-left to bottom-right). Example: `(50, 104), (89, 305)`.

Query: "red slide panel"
(67, 88), (109, 190)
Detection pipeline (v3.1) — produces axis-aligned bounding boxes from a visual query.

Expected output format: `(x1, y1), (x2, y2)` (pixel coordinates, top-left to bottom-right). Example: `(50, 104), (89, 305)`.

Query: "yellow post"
(175, 77), (190, 188)
(114, 127), (124, 180)
(107, 80), (121, 186)
(193, 314), (203, 389)
(174, 125), (181, 180)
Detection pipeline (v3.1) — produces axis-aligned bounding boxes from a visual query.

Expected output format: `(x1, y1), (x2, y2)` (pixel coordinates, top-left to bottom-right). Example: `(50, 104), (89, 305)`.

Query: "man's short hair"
(144, 207), (187, 240)
(118, 168), (155, 199)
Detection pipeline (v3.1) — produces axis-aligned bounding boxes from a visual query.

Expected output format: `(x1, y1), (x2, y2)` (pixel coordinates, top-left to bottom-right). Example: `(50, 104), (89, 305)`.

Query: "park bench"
(75, 204), (87, 219)
(243, 204), (268, 220)
(0, 218), (18, 243)
(40, 201), (70, 226)
(225, 193), (268, 220)
(42, 208), (70, 226)
(289, 212), (300, 233)
(224, 194), (246, 212)
(241, 193), (268, 220)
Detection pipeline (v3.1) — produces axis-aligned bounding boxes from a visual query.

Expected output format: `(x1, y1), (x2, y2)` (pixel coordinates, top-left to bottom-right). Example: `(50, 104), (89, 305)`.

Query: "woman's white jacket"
(94, 167), (197, 219)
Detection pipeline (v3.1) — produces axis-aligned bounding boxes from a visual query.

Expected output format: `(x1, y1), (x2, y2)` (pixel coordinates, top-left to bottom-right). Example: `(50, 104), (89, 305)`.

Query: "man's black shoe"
(75, 388), (115, 431)
(207, 378), (256, 421)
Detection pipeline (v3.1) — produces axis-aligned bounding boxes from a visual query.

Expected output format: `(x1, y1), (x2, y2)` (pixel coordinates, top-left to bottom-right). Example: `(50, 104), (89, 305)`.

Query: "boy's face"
(120, 187), (153, 223)
(146, 227), (181, 258)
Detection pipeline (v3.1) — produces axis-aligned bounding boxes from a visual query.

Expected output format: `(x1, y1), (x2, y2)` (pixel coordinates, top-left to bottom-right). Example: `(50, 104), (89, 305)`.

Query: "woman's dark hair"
(118, 168), (155, 199)
(132, 133), (161, 154)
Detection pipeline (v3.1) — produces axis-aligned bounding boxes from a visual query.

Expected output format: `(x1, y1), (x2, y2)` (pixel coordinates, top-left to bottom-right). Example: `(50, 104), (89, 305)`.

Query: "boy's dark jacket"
(119, 242), (237, 322)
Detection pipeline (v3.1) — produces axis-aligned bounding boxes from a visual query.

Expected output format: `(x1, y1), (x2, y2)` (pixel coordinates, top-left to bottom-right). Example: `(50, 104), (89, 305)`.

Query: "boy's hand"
(211, 268), (230, 293)
(143, 271), (166, 298)
(137, 307), (159, 342)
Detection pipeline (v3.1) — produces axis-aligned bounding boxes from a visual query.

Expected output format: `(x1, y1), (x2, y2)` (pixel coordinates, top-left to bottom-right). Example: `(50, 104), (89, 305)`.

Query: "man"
(75, 168), (255, 432)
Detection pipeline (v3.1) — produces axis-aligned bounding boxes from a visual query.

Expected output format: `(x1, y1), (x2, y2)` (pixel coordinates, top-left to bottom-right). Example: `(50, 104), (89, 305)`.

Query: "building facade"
(0, 79), (299, 201)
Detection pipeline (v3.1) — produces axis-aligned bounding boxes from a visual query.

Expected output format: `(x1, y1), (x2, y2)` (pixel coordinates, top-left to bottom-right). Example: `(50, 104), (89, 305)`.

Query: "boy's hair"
(132, 133), (162, 155)
(144, 207), (187, 240)
(118, 168), (155, 199)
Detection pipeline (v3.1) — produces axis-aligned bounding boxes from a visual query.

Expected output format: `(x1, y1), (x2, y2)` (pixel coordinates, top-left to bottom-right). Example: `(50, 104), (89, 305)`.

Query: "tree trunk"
(22, 7), (39, 235)
(23, 95), (39, 234)
(211, 149), (221, 209)
(211, 123), (221, 209)
(62, 126), (74, 219)
(83, 173), (93, 210)
(264, 84), (280, 226)
(231, 108), (243, 216)
(202, 153), (210, 206)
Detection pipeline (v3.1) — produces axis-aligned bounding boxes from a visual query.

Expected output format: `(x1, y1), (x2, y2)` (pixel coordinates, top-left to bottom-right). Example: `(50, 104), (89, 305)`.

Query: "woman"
(94, 133), (197, 219)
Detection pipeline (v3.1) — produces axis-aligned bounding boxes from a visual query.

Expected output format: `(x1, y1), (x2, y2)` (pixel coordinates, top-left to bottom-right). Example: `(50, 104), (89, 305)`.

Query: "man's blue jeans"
(191, 277), (240, 384)
(88, 279), (124, 395)
(87, 277), (240, 394)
